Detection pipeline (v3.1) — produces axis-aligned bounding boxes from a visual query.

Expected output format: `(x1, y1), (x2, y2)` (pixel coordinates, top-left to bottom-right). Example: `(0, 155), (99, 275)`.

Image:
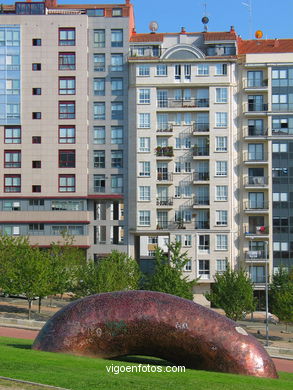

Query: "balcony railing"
(193, 197), (210, 205)
(157, 124), (173, 133)
(193, 123), (210, 132)
(195, 221), (210, 229)
(244, 176), (268, 186)
(247, 103), (268, 112)
(243, 152), (268, 162)
(156, 197), (173, 206)
(244, 79), (268, 88)
(157, 98), (209, 108)
(244, 201), (269, 210)
(245, 250), (268, 261)
(251, 276), (266, 284)
(157, 173), (173, 182)
(244, 225), (269, 235)
(245, 126), (268, 137)
(193, 172), (209, 181)
(193, 146), (209, 157)
(155, 146), (174, 157)
(156, 220), (189, 230)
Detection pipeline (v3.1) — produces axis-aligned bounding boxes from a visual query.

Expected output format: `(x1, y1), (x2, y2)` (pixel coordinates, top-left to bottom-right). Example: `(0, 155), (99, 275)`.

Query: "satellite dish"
(149, 21), (159, 33)
(202, 16), (209, 25)
(255, 30), (263, 39)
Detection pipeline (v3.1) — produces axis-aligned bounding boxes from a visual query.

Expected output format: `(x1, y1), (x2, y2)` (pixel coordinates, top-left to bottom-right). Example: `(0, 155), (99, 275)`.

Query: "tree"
(205, 265), (256, 321)
(145, 241), (197, 300)
(73, 251), (141, 298)
(270, 266), (293, 331)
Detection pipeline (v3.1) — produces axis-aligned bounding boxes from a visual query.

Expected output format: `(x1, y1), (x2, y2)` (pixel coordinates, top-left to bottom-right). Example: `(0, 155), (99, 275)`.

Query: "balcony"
(157, 124), (173, 134)
(244, 176), (268, 187)
(192, 146), (209, 157)
(193, 197), (210, 206)
(244, 201), (269, 212)
(157, 98), (209, 109)
(243, 102), (268, 114)
(193, 122), (210, 133)
(156, 197), (173, 207)
(195, 221), (210, 229)
(245, 250), (268, 262)
(243, 152), (268, 164)
(155, 146), (174, 158)
(244, 225), (269, 237)
(243, 79), (268, 90)
(244, 126), (268, 138)
(156, 220), (189, 230)
(157, 173), (173, 182)
(193, 172), (209, 182)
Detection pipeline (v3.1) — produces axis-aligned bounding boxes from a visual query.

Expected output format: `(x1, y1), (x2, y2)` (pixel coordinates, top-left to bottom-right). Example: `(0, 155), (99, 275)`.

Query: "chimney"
(180, 27), (186, 34)
(45, 0), (58, 8)
(230, 26), (235, 32)
(274, 39), (280, 48)
(125, 0), (130, 4)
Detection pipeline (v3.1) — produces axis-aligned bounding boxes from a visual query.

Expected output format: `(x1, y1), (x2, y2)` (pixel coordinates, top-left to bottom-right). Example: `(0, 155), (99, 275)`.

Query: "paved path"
(0, 327), (292, 373)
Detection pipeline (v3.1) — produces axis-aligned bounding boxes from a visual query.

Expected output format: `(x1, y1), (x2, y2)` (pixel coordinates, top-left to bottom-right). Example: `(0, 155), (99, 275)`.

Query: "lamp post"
(265, 240), (269, 346)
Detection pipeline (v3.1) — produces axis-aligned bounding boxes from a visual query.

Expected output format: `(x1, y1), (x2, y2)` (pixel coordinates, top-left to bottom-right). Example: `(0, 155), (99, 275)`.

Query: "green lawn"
(0, 337), (292, 390)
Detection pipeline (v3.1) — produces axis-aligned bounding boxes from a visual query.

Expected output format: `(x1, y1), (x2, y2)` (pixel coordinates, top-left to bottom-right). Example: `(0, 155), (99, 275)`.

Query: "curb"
(0, 318), (45, 330)
(0, 375), (70, 390)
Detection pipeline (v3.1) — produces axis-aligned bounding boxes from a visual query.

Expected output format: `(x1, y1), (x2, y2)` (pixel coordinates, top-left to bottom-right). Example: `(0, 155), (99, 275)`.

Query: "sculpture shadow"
(112, 355), (172, 366)
(8, 344), (32, 350)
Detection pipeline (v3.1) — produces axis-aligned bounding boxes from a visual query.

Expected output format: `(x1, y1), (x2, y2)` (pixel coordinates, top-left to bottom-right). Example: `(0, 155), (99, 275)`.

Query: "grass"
(0, 337), (292, 390)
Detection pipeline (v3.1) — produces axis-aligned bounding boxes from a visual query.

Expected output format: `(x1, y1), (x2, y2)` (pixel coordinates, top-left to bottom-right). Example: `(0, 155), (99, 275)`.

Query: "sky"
(2, 0), (293, 40)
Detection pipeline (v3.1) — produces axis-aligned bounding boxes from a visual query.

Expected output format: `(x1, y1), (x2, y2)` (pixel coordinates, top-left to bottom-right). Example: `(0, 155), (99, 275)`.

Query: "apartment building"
(0, 0), (133, 259)
(0, 0), (293, 305)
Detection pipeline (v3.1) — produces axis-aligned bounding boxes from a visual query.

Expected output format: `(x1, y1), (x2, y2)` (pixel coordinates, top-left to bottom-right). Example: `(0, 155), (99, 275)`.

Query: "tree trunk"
(28, 300), (32, 320)
(38, 297), (42, 313)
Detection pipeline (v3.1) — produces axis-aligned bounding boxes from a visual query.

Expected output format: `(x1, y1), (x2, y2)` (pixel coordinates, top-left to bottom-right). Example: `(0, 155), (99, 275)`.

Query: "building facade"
(0, 0), (292, 304)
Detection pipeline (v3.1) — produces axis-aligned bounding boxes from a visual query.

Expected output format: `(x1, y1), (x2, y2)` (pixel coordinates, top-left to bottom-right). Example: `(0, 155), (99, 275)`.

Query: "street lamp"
(265, 240), (269, 346)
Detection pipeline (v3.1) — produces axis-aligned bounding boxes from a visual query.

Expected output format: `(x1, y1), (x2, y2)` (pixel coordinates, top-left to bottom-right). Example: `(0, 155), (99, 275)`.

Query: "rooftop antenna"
(242, 0), (253, 39)
(201, 2), (209, 32)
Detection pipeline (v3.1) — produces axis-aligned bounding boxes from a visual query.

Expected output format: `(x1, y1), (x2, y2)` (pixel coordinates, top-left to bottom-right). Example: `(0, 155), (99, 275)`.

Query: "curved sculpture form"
(32, 290), (278, 378)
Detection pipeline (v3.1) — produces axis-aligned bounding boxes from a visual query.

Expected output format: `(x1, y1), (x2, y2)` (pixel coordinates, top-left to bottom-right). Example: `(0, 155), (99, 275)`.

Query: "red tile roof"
(238, 38), (293, 54)
(204, 31), (237, 41)
(130, 33), (165, 42)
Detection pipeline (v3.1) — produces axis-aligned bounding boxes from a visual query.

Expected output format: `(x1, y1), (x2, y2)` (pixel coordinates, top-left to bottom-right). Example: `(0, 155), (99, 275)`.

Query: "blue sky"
(3, 0), (293, 40)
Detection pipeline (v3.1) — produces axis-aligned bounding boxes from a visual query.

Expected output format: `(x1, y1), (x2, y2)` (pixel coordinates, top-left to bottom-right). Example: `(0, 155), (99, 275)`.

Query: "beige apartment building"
(1, 0), (293, 304)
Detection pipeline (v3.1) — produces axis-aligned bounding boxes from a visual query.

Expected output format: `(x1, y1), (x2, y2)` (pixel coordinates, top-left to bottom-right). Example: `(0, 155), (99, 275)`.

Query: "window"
(32, 112), (41, 119)
(174, 64), (181, 80)
(216, 235), (228, 250)
(272, 69), (287, 79)
(215, 161), (228, 176)
(216, 88), (228, 103)
(32, 88), (41, 95)
(198, 260), (210, 279)
(93, 174), (105, 192)
(32, 185), (41, 193)
(93, 150), (105, 168)
(138, 113), (150, 128)
(112, 8), (122, 16)
(59, 150), (75, 168)
(185, 260), (192, 271)
(32, 63), (41, 71)
(6, 79), (20, 94)
(215, 112), (228, 127)
(59, 52), (75, 70)
(59, 126), (75, 144)
(111, 102), (123, 120)
(111, 29), (123, 47)
(139, 186), (151, 201)
(4, 150), (21, 168)
(111, 174), (123, 193)
(59, 28), (75, 46)
(3, 201), (20, 211)
(216, 259), (227, 273)
(198, 235), (209, 252)
(93, 29), (105, 48)
(111, 150), (123, 168)
(7, 104), (20, 119)
(32, 161), (41, 168)
(87, 8), (104, 16)
(138, 137), (150, 152)
(156, 64), (167, 76)
(216, 186), (228, 201)
(32, 136), (41, 144)
(139, 89), (150, 104)
(216, 210), (228, 226)
(272, 143), (288, 153)
(184, 64), (191, 80)
(215, 136), (227, 152)
(138, 65), (150, 76)
(29, 223), (44, 232)
(215, 63), (227, 75)
(3, 226), (20, 236)
(273, 193), (288, 202)
(184, 235), (192, 246)
(59, 175), (75, 192)
(148, 236), (158, 244)
(59, 77), (75, 95)
(4, 175), (21, 192)
(2, 28), (20, 46)
(111, 54), (123, 71)
(93, 127), (105, 144)
(197, 64), (209, 75)
(94, 102), (105, 120)
(111, 78), (123, 95)
(93, 78), (105, 96)
(6, 55), (20, 70)
(59, 102), (75, 119)
(94, 54), (105, 72)
(139, 161), (150, 176)
(5, 127), (21, 144)
(32, 38), (41, 46)
(111, 127), (123, 144)
(248, 144), (264, 160)
(138, 210), (150, 226)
